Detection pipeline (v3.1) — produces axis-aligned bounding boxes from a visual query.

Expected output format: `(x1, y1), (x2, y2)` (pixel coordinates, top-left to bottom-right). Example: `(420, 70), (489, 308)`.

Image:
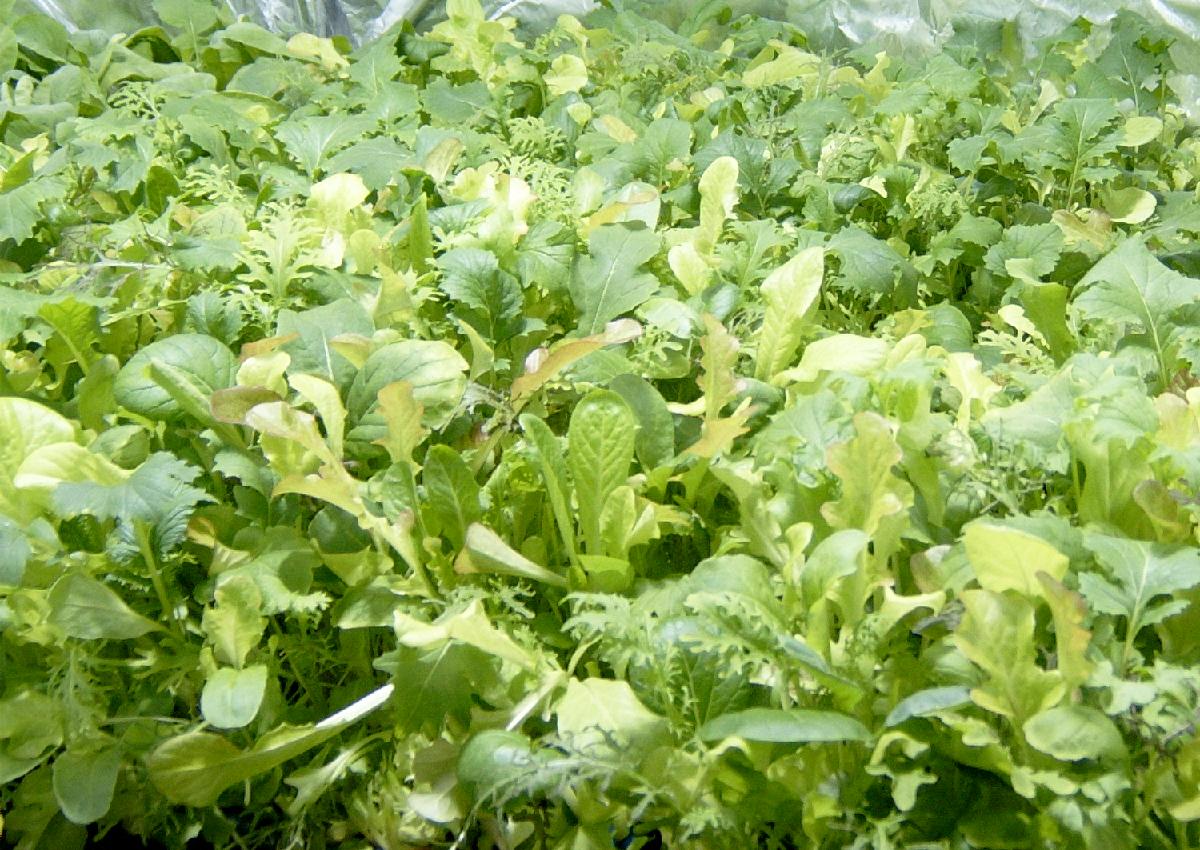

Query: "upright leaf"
(955, 589), (1064, 724)
(754, 247), (824, 381)
(422, 445), (481, 551)
(1078, 532), (1200, 641)
(570, 224), (661, 335)
(1074, 238), (1200, 386)
(568, 390), (636, 556)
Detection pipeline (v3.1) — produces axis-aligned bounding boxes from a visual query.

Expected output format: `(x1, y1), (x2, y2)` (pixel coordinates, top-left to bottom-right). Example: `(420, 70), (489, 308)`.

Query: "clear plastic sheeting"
(14, 0), (1200, 54)
(783, 0), (1200, 56)
(14, 0), (597, 45)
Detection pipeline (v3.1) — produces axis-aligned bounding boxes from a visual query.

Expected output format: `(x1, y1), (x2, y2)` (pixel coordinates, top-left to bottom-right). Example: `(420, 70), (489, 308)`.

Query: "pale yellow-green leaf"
(743, 41), (819, 87)
(556, 678), (666, 753)
(288, 374), (346, 460)
(545, 54), (588, 96)
(755, 247), (824, 381)
(246, 402), (335, 465)
(237, 351), (290, 395)
(1119, 115), (1163, 147)
(667, 241), (712, 295)
(374, 381), (428, 464)
(944, 352), (1000, 430)
(964, 522), (1069, 598)
(14, 444), (127, 497)
(346, 228), (381, 275)
(595, 114), (638, 143)
(955, 590), (1064, 723)
(1037, 573), (1094, 692)
(309, 172), (368, 215)
(821, 411), (913, 538)
(454, 523), (569, 589)
(775, 333), (888, 385)
(586, 181), (660, 232)
(148, 684), (393, 807)
(696, 155), (738, 253)
(394, 598), (537, 668)
(684, 398), (754, 459)
(1102, 186), (1156, 224)
(566, 101), (592, 125)
(421, 137), (465, 183)
(203, 574), (266, 669)
(286, 33), (347, 70)
(1052, 208), (1112, 252)
(0, 397), (78, 519)
(512, 320), (641, 406)
(996, 304), (1042, 341)
(698, 314), (741, 422)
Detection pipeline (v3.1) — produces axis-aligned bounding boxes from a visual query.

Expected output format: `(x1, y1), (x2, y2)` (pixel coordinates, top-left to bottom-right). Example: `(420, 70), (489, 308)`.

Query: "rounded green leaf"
(0, 396), (76, 521)
(201, 665), (270, 729)
(1022, 705), (1126, 763)
(52, 746), (121, 825)
(47, 573), (160, 640)
(114, 333), (237, 421)
(457, 730), (536, 792)
(347, 340), (467, 428)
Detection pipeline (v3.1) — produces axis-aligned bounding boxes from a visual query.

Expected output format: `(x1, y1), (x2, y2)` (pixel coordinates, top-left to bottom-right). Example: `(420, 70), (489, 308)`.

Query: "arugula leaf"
(1074, 237), (1200, 386)
(1079, 532), (1200, 650)
(570, 223), (661, 335)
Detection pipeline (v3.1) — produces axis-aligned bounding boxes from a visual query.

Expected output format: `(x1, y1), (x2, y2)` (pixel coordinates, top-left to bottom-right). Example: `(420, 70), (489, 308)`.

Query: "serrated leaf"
(521, 414), (577, 563)
(347, 340), (468, 431)
(822, 412), (913, 538)
(0, 175), (66, 242)
(697, 314), (740, 422)
(955, 589), (1064, 723)
(276, 114), (375, 176)
(1079, 532), (1200, 640)
(373, 381), (427, 464)
(1074, 237), (1200, 385)
(570, 224), (661, 335)
(202, 574), (266, 668)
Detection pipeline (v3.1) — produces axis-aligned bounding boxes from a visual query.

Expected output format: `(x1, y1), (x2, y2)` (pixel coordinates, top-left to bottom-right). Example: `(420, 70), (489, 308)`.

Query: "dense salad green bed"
(3, 0), (1200, 847)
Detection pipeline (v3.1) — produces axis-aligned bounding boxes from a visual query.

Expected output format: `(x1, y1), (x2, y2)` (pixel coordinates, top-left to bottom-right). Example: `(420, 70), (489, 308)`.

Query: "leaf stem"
(136, 521), (184, 638)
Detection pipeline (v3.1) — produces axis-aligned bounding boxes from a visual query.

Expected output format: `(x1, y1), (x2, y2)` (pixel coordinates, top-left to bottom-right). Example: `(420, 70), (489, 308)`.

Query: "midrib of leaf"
(396, 644), (451, 731)
(578, 438), (626, 554)
(1120, 551), (1153, 671)
(1117, 276), (1170, 389)
(584, 248), (625, 335)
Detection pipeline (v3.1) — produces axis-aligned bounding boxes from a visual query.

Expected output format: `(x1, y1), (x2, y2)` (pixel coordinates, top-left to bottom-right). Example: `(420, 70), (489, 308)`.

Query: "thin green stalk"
(136, 522), (183, 638)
